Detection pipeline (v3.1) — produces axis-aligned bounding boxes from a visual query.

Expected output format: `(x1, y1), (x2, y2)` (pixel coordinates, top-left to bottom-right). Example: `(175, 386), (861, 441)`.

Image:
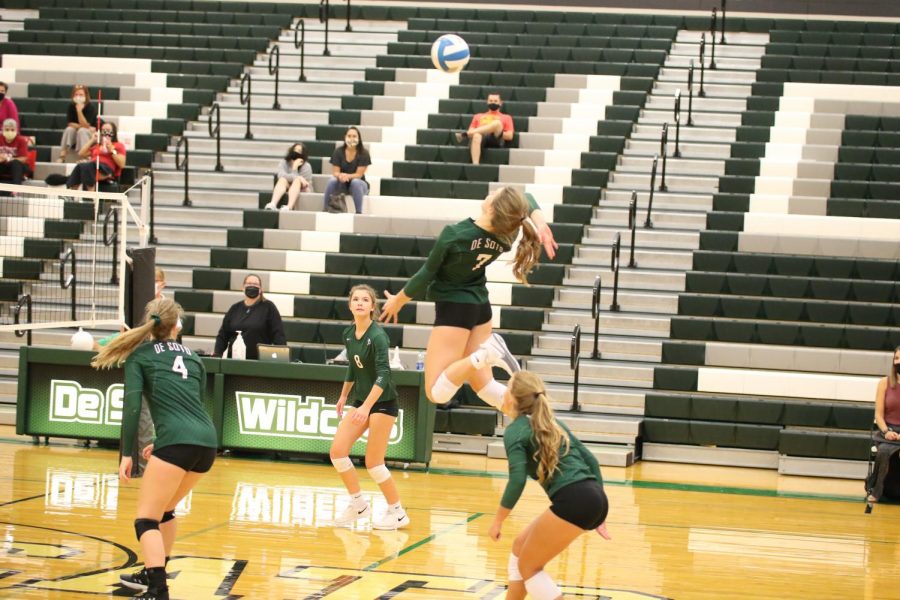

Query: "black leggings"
(66, 161), (115, 189)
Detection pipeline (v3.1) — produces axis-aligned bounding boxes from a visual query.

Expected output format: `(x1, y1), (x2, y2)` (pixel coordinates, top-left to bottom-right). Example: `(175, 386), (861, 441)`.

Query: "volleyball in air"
(431, 34), (470, 73)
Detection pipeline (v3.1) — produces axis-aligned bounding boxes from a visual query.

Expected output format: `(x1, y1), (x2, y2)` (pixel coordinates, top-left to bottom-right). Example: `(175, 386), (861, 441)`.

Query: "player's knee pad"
(507, 553), (522, 582)
(524, 571), (561, 600)
(476, 380), (506, 410)
(430, 372), (460, 404)
(367, 464), (391, 484)
(161, 510), (176, 524)
(331, 456), (354, 473)
(134, 518), (160, 542)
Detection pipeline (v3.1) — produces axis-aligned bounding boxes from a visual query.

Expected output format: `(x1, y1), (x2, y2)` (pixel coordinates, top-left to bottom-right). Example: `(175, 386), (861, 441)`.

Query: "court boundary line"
(362, 512), (485, 571)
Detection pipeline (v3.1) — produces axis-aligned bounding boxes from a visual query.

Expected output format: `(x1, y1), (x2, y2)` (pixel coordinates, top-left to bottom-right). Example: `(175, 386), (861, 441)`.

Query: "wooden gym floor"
(0, 426), (896, 599)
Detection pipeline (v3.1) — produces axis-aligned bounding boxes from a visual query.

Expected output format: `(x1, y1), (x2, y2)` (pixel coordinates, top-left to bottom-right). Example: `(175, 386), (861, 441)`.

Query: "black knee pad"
(161, 510), (176, 523)
(134, 518), (160, 541)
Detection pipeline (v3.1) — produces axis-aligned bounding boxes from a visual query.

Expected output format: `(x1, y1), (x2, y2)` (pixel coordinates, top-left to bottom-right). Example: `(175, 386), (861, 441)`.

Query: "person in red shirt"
(456, 92), (515, 165)
(66, 120), (127, 191)
(0, 83), (20, 131)
(0, 118), (29, 192)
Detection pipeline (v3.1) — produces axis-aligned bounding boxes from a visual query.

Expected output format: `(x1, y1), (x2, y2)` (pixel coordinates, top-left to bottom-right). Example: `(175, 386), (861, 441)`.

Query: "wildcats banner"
(221, 375), (418, 460)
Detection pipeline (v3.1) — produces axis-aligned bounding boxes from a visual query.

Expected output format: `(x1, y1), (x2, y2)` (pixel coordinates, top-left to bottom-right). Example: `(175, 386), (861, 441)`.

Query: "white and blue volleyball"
(430, 34), (470, 73)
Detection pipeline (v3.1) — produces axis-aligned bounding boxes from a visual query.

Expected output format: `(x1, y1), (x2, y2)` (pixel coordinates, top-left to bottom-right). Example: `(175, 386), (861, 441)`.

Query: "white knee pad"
(524, 571), (562, 600)
(430, 372), (461, 404)
(507, 554), (522, 582)
(477, 380), (506, 410)
(331, 456), (354, 473)
(367, 464), (391, 484)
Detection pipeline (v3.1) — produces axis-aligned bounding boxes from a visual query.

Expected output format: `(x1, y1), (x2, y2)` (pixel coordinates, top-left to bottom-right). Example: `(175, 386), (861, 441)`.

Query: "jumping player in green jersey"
(329, 284), (410, 530)
(489, 371), (610, 600)
(380, 186), (558, 414)
(92, 298), (217, 600)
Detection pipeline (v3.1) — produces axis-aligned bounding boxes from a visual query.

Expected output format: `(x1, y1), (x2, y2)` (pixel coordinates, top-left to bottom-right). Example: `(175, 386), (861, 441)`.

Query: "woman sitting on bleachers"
(322, 126), (370, 214)
(58, 85), (97, 163)
(867, 346), (900, 504)
(66, 121), (126, 191)
(0, 119), (30, 192)
(264, 142), (313, 211)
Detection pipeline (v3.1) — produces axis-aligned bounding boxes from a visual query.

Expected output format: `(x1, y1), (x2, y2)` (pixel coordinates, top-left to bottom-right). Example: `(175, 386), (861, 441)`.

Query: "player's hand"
(336, 396), (347, 419)
(379, 290), (401, 324)
(351, 405), (370, 425)
(141, 443), (154, 460)
(119, 456), (133, 483)
(538, 223), (558, 261)
(489, 521), (502, 542)
(595, 521), (611, 540)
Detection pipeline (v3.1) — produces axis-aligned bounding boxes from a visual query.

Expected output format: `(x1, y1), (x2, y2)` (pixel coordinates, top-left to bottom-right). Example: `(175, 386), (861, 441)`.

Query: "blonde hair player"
(490, 371), (610, 600)
(380, 186), (557, 414)
(92, 298), (217, 600)
(329, 284), (409, 530)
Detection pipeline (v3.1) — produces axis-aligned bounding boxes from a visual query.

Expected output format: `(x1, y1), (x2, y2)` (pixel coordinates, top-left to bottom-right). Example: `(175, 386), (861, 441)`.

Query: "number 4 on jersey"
(172, 355), (188, 379)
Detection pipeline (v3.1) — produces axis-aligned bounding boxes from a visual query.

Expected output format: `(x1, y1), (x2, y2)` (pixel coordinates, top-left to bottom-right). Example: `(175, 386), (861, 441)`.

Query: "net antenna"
(0, 176), (151, 335)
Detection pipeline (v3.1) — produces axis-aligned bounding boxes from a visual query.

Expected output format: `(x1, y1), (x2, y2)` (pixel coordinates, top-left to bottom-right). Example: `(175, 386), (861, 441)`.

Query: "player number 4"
(172, 355), (189, 379)
(472, 253), (491, 271)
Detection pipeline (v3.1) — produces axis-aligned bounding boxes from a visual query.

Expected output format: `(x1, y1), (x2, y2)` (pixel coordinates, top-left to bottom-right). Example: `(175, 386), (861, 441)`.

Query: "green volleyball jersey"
(342, 322), (396, 405)
(500, 416), (603, 509)
(403, 218), (510, 304)
(122, 340), (217, 452)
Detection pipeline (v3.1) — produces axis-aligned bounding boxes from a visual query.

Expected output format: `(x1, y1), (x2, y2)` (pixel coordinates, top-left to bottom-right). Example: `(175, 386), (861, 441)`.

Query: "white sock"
(351, 492), (366, 506)
(390, 502), (403, 513)
(469, 348), (488, 369)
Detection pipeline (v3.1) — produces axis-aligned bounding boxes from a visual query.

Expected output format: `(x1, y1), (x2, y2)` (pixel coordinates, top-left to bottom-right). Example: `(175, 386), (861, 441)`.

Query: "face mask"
(102, 131), (115, 141)
(895, 364), (900, 374)
(244, 286), (260, 299)
(155, 282), (163, 296)
(2, 131), (15, 142)
(487, 102), (501, 111)
(346, 138), (358, 147)
(0, 94), (5, 102)
(74, 96), (86, 104)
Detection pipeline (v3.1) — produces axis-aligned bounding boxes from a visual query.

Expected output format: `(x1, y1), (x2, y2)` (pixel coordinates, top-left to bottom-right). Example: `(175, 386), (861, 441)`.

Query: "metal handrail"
(645, 154), (658, 229)
(610, 233), (621, 312)
(13, 294), (32, 346)
(294, 19), (308, 82)
(208, 103), (223, 172)
(319, 0), (331, 56)
(175, 137), (191, 206)
(628, 190), (638, 268)
(60, 246), (76, 321)
(673, 89), (682, 158)
(239, 73), (253, 140)
(687, 61), (695, 126)
(570, 324), (581, 412)
(102, 205), (119, 285)
(710, 8), (718, 70)
(720, 0), (727, 44)
(659, 123), (669, 192)
(699, 33), (707, 98)
(268, 45), (281, 110)
(591, 275), (601, 359)
(344, 0), (352, 32)
(148, 169), (157, 243)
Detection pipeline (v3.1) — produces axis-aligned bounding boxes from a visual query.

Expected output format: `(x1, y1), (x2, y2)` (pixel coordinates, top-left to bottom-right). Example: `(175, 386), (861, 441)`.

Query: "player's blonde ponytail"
(92, 298), (183, 369)
(489, 186), (542, 285)
(508, 371), (569, 485)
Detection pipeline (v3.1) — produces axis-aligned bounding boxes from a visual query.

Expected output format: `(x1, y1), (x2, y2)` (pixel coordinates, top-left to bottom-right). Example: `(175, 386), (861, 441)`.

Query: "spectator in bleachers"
(455, 92), (514, 166)
(264, 142), (313, 211)
(867, 347), (900, 504)
(323, 126), (370, 214)
(58, 85), (97, 163)
(0, 119), (30, 192)
(66, 121), (126, 191)
(213, 273), (287, 360)
(0, 82), (20, 130)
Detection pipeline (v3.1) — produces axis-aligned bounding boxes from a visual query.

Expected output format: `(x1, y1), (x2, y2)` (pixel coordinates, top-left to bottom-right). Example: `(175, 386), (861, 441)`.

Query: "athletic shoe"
(279, 205), (290, 211)
(333, 501), (370, 527)
(479, 333), (521, 376)
(454, 132), (466, 144)
(372, 508), (410, 531)
(120, 568), (149, 592)
(263, 202), (276, 210)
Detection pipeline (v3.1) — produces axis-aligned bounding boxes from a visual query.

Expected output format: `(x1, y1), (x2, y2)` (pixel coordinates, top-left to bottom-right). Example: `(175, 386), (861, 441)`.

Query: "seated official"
(213, 274), (286, 360)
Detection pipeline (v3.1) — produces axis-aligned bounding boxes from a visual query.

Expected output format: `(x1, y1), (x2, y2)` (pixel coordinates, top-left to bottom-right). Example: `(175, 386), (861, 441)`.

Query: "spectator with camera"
(66, 121), (126, 191)
(264, 142), (313, 211)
